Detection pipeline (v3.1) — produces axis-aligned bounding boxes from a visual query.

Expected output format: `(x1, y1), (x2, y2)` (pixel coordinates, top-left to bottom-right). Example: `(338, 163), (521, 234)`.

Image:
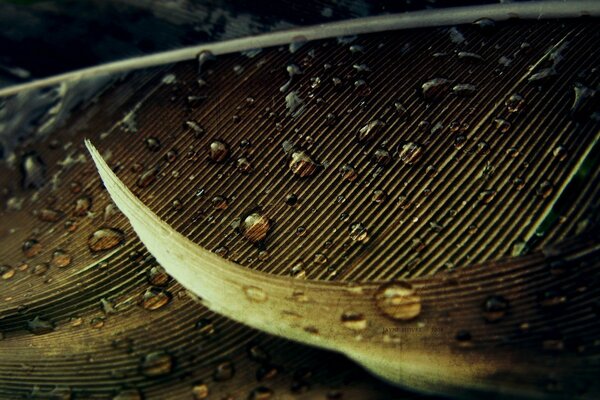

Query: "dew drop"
(398, 142), (424, 165)
(375, 282), (421, 321)
(482, 295), (509, 322)
(141, 351), (173, 377)
(289, 150), (319, 178)
(208, 140), (229, 163)
(339, 164), (358, 182)
(73, 195), (92, 216)
(506, 94), (525, 112)
(145, 137), (161, 151)
(51, 250), (72, 268)
(349, 223), (369, 243)
(244, 286), (268, 303)
(357, 120), (385, 144)
(240, 212), (271, 243)
(142, 288), (172, 311)
(88, 228), (125, 252)
(340, 312), (367, 330)
(22, 239), (42, 258)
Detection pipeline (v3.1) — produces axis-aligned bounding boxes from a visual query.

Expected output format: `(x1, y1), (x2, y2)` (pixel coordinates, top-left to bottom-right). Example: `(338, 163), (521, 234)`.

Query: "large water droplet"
(375, 282), (421, 321)
(240, 212), (271, 243)
(51, 250), (72, 268)
(88, 228), (125, 252)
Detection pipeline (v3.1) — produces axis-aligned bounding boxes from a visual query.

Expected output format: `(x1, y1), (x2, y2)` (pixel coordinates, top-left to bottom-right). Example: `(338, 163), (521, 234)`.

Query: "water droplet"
(372, 189), (387, 204)
(289, 150), (319, 178)
(570, 83), (596, 119)
(197, 50), (215, 74)
(244, 286), (268, 303)
(421, 78), (450, 100)
(145, 137), (161, 151)
(136, 166), (159, 188)
(142, 288), (172, 311)
(372, 148), (392, 167)
(249, 386), (274, 400)
(196, 318), (216, 337)
(208, 140), (229, 162)
(192, 383), (209, 399)
(147, 265), (170, 286)
(478, 190), (496, 204)
(211, 195), (228, 210)
(455, 330), (472, 347)
(240, 212), (271, 243)
(553, 145), (567, 161)
(88, 228), (125, 252)
(313, 253), (328, 265)
(22, 239), (42, 258)
(398, 142), (424, 165)
(457, 51), (483, 63)
(375, 282), (421, 320)
(506, 94), (525, 112)
(213, 360), (235, 381)
(536, 180), (553, 198)
(51, 250), (72, 268)
(141, 351), (173, 377)
(1, 265), (15, 280)
(236, 157), (253, 174)
(482, 295), (509, 322)
(73, 195), (92, 216)
(340, 312), (367, 330)
(528, 67), (557, 84)
(27, 316), (54, 335)
(493, 118), (511, 133)
(357, 120), (385, 144)
(339, 164), (358, 182)
(113, 389), (143, 400)
(37, 208), (63, 222)
(291, 261), (306, 279)
(452, 83), (477, 97)
(349, 223), (369, 243)
(285, 194), (298, 206)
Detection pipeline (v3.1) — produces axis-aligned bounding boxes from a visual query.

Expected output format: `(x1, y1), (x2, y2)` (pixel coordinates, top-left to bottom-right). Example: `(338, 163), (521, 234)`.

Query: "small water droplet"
(244, 286), (268, 303)
(289, 150), (319, 178)
(536, 180), (553, 198)
(457, 51), (483, 63)
(22, 239), (42, 258)
(145, 137), (161, 151)
(340, 312), (367, 330)
(375, 282), (421, 320)
(147, 265), (170, 286)
(421, 78), (450, 100)
(51, 250), (72, 268)
(20, 152), (46, 189)
(357, 120), (385, 144)
(208, 140), (229, 163)
(349, 223), (369, 243)
(192, 383), (209, 399)
(211, 195), (228, 210)
(249, 386), (274, 400)
(73, 195), (92, 216)
(37, 208), (63, 222)
(506, 94), (525, 112)
(398, 142), (424, 165)
(339, 164), (358, 182)
(141, 351), (173, 377)
(27, 316), (54, 335)
(452, 83), (477, 97)
(213, 360), (235, 381)
(88, 228), (125, 252)
(142, 288), (172, 311)
(1, 265), (15, 280)
(196, 318), (216, 337)
(482, 295), (509, 322)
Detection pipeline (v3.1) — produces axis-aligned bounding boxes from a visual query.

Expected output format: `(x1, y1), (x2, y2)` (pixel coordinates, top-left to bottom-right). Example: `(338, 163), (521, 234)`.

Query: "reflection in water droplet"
(240, 212), (271, 243)
(483, 295), (509, 322)
(244, 286), (268, 303)
(375, 282), (421, 321)
(141, 351), (173, 377)
(340, 312), (367, 330)
(88, 228), (125, 252)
